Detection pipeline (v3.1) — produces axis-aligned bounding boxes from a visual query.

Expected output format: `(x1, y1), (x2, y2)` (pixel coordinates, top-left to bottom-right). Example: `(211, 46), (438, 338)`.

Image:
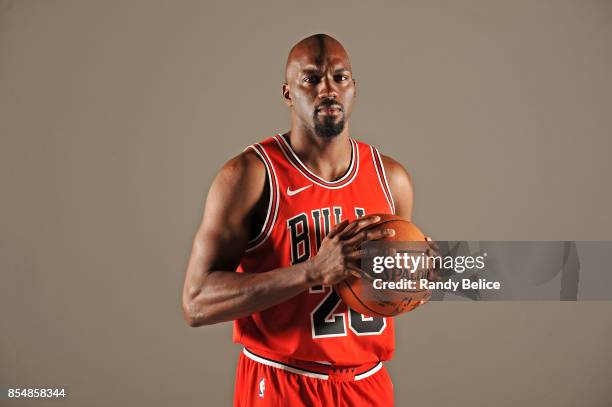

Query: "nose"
(317, 75), (338, 100)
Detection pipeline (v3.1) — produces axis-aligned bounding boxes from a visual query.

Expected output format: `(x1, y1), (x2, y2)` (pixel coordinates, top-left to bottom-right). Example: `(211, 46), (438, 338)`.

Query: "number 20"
(310, 286), (386, 338)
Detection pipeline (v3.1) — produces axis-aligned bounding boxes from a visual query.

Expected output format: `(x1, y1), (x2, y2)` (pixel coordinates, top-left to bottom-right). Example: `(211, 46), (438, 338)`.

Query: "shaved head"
(285, 34), (352, 83)
(282, 34), (356, 140)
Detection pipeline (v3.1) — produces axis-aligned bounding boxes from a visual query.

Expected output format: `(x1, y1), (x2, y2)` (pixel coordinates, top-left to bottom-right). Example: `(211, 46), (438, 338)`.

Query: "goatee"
(313, 99), (345, 139)
(314, 116), (345, 139)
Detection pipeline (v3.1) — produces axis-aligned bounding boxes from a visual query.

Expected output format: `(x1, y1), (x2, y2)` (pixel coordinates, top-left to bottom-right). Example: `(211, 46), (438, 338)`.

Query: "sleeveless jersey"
(233, 133), (397, 366)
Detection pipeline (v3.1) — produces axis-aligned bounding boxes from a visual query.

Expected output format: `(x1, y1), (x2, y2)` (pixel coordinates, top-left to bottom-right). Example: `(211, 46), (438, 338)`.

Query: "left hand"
(418, 236), (441, 305)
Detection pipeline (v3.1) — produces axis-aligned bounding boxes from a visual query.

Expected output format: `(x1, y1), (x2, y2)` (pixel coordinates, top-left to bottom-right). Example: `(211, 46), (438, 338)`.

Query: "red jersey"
(233, 134), (396, 366)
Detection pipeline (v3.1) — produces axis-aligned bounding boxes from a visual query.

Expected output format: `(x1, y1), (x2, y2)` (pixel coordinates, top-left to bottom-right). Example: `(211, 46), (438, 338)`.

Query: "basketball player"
(182, 34), (432, 406)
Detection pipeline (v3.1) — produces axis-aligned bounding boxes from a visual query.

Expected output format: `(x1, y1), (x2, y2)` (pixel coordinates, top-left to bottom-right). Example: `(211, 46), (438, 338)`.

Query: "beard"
(314, 116), (345, 139)
(313, 99), (345, 139)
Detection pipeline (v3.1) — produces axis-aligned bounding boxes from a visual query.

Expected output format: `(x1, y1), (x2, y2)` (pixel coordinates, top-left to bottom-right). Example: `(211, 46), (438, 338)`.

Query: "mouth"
(316, 105), (343, 116)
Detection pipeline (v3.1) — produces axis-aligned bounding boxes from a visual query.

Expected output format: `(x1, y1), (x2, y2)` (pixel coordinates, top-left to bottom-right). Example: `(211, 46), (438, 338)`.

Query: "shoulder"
(219, 148), (266, 182)
(353, 139), (414, 197)
(353, 139), (413, 184)
(210, 148), (267, 209)
(379, 154), (413, 188)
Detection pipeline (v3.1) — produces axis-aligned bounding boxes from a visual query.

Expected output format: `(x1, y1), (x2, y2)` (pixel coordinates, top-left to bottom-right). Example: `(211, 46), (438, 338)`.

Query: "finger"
(339, 215), (381, 239)
(346, 264), (364, 279)
(345, 227), (395, 247)
(428, 271), (437, 282)
(328, 219), (350, 239)
(349, 270), (362, 279)
(345, 248), (367, 260)
(345, 245), (391, 258)
(425, 247), (439, 259)
(362, 245), (397, 258)
(425, 236), (440, 252)
(412, 267), (427, 281)
(421, 291), (432, 303)
(350, 215), (382, 235)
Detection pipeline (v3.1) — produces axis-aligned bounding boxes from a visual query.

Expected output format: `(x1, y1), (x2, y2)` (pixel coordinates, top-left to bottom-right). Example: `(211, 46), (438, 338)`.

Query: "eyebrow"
(299, 67), (351, 75)
(300, 68), (322, 75)
(333, 67), (351, 74)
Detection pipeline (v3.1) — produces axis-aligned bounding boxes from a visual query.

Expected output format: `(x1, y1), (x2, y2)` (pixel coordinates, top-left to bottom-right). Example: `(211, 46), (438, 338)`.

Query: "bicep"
(184, 154), (265, 294)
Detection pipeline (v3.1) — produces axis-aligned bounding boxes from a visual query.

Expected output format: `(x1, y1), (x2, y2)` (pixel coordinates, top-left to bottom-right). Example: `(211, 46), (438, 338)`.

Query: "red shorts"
(233, 348), (394, 407)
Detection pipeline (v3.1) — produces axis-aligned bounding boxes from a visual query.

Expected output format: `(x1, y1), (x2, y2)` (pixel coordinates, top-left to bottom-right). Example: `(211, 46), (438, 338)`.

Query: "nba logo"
(258, 377), (265, 398)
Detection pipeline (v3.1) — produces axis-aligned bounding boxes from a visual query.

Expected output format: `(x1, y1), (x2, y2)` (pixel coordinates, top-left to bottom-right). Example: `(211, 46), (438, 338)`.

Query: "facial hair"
(313, 99), (345, 139)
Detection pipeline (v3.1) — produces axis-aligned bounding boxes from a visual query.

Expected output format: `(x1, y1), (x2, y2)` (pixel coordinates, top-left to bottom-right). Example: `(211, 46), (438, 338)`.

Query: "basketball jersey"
(233, 134), (397, 366)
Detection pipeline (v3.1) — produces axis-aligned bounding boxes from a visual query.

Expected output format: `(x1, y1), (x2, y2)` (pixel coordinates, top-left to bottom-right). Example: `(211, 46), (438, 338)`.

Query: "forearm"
(183, 262), (314, 326)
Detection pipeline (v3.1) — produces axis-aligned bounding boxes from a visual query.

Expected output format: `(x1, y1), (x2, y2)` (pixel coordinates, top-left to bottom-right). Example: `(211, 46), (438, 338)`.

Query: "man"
(182, 34), (427, 406)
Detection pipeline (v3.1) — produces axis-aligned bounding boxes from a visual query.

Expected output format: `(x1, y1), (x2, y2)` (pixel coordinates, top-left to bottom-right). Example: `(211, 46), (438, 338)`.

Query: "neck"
(285, 120), (352, 182)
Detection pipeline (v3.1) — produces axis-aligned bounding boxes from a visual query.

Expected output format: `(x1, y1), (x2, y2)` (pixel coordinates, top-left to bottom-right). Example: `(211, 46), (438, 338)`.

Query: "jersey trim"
(371, 147), (396, 214)
(273, 134), (360, 189)
(244, 143), (280, 252)
(243, 348), (383, 381)
(243, 348), (329, 380)
(354, 362), (383, 381)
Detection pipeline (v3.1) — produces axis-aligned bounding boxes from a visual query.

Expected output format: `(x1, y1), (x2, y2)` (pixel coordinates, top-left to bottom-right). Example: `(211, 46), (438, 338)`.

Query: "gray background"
(1, 0), (611, 406)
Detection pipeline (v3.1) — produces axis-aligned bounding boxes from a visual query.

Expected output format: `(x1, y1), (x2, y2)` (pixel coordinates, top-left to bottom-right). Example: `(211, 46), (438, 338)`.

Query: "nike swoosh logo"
(287, 185), (313, 196)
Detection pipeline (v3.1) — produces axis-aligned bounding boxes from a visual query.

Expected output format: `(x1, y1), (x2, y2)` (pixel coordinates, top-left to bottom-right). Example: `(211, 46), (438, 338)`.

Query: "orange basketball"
(334, 214), (432, 317)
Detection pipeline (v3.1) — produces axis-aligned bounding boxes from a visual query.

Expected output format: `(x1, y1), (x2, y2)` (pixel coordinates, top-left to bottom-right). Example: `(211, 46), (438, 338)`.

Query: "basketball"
(334, 214), (432, 317)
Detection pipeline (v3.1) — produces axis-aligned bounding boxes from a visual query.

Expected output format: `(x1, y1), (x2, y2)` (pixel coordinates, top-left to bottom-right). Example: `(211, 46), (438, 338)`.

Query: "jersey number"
(310, 287), (386, 338)
(290, 208), (386, 338)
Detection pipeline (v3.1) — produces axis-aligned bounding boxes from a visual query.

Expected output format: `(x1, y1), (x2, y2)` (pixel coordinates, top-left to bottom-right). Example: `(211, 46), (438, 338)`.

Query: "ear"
(353, 78), (357, 96)
(282, 83), (292, 107)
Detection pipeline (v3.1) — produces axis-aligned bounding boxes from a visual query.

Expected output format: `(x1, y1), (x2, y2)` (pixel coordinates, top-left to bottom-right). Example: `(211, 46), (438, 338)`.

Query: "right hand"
(305, 215), (396, 286)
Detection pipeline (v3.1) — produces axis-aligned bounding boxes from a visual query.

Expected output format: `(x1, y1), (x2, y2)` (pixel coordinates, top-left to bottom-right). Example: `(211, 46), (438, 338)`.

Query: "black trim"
(276, 134), (358, 187)
(355, 362), (382, 377)
(244, 348), (330, 377)
(245, 143), (278, 251)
